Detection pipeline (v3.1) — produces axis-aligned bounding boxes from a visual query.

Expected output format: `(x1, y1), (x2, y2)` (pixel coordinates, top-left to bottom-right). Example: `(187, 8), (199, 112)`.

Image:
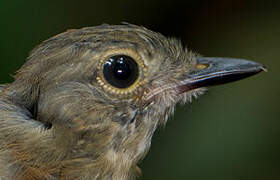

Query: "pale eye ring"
(96, 48), (147, 95)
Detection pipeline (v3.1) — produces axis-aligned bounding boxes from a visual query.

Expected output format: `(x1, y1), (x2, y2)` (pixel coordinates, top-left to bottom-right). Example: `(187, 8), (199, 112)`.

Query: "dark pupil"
(103, 55), (139, 88)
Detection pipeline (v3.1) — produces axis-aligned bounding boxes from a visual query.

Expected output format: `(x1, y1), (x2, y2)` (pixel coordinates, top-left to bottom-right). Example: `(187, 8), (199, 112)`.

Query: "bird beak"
(176, 57), (266, 93)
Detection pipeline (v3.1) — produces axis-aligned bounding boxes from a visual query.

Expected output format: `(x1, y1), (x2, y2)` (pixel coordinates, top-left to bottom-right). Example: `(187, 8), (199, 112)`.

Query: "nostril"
(195, 63), (210, 70)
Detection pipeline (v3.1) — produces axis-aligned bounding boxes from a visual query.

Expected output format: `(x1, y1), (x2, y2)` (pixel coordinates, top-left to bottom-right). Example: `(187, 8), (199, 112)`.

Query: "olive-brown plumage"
(0, 24), (264, 179)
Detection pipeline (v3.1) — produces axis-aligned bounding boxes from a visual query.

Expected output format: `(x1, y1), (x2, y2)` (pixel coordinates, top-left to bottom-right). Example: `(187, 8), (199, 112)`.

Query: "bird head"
(3, 24), (264, 179)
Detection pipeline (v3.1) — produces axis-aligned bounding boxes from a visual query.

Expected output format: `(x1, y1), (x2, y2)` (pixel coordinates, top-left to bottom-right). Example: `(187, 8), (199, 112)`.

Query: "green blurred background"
(0, 0), (279, 179)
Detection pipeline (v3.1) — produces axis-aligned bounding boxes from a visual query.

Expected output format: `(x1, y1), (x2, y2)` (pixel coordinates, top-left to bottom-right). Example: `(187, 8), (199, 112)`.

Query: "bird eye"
(102, 55), (139, 88)
(97, 49), (147, 95)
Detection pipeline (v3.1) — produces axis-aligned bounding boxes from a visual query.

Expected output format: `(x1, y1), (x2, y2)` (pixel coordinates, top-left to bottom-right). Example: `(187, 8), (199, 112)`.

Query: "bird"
(0, 24), (264, 180)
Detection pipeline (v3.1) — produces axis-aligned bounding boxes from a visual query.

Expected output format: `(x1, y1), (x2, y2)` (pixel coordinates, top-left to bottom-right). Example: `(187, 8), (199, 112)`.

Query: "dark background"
(1, 0), (279, 179)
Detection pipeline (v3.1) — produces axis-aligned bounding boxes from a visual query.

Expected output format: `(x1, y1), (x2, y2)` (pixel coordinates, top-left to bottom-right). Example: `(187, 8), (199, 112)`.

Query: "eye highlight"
(103, 55), (139, 88)
(97, 48), (147, 96)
